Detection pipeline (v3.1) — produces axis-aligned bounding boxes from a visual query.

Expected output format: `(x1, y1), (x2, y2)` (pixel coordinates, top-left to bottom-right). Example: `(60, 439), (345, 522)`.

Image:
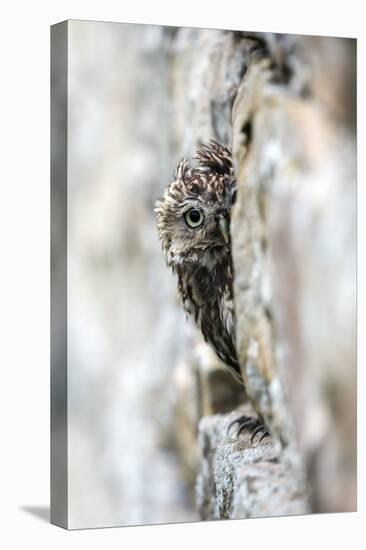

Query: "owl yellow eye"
(184, 208), (204, 228)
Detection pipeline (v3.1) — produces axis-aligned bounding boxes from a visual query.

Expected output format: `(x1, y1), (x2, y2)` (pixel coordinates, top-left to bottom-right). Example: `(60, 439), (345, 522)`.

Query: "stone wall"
(187, 32), (356, 517)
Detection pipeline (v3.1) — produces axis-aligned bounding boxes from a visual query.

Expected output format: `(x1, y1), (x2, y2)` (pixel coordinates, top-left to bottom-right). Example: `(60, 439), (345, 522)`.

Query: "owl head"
(155, 141), (236, 270)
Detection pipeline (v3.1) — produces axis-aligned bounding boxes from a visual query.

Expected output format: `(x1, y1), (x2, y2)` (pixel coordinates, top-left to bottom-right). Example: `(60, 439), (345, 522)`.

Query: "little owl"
(155, 140), (269, 442)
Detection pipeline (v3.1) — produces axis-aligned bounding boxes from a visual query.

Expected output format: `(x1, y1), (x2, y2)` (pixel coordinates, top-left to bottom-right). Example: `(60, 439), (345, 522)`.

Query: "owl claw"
(227, 415), (271, 446)
(258, 430), (271, 444)
(250, 424), (270, 445)
(237, 418), (259, 438)
(227, 415), (253, 436)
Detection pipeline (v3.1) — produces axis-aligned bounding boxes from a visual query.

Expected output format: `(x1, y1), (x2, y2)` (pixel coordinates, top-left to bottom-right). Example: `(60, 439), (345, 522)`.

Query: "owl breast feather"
(176, 259), (240, 376)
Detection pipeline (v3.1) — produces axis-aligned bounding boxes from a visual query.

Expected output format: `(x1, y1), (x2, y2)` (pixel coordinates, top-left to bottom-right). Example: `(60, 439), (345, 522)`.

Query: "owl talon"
(227, 415), (253, 436)
(259, 430), (271, 444)
(237, 419), (259, 438)
(228, 415), (271, 445)
(250, 424), (270, 445)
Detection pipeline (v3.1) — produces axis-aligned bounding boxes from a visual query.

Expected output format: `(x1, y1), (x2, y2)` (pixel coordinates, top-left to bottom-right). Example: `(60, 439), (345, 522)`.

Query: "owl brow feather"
(174, 158), (190, 181)
(194, 140), (233, 176)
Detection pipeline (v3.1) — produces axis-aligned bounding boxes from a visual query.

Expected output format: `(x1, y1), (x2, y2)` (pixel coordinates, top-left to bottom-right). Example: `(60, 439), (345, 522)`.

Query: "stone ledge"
(196, 411), (309, 520)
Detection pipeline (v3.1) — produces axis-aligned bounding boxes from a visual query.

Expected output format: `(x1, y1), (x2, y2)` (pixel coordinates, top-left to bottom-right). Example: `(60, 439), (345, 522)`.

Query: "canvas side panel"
(51, 20), (68, 530)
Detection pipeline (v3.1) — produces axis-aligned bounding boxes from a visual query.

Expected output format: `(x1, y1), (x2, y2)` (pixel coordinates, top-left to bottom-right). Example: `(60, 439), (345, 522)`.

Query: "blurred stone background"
(56, 21), (356, 528)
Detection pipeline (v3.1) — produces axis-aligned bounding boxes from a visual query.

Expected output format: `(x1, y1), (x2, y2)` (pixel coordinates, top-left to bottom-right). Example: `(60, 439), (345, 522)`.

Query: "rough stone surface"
(193, 33), (355, 518)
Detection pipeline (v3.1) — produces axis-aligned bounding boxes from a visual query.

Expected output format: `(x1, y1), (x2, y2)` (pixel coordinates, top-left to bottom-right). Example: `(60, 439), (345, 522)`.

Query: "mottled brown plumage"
(155, 141), (241, 378)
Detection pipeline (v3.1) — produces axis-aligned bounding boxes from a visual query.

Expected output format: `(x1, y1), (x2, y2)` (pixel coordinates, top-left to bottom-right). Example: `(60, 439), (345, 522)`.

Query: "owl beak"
(218, 217), (230, 244)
